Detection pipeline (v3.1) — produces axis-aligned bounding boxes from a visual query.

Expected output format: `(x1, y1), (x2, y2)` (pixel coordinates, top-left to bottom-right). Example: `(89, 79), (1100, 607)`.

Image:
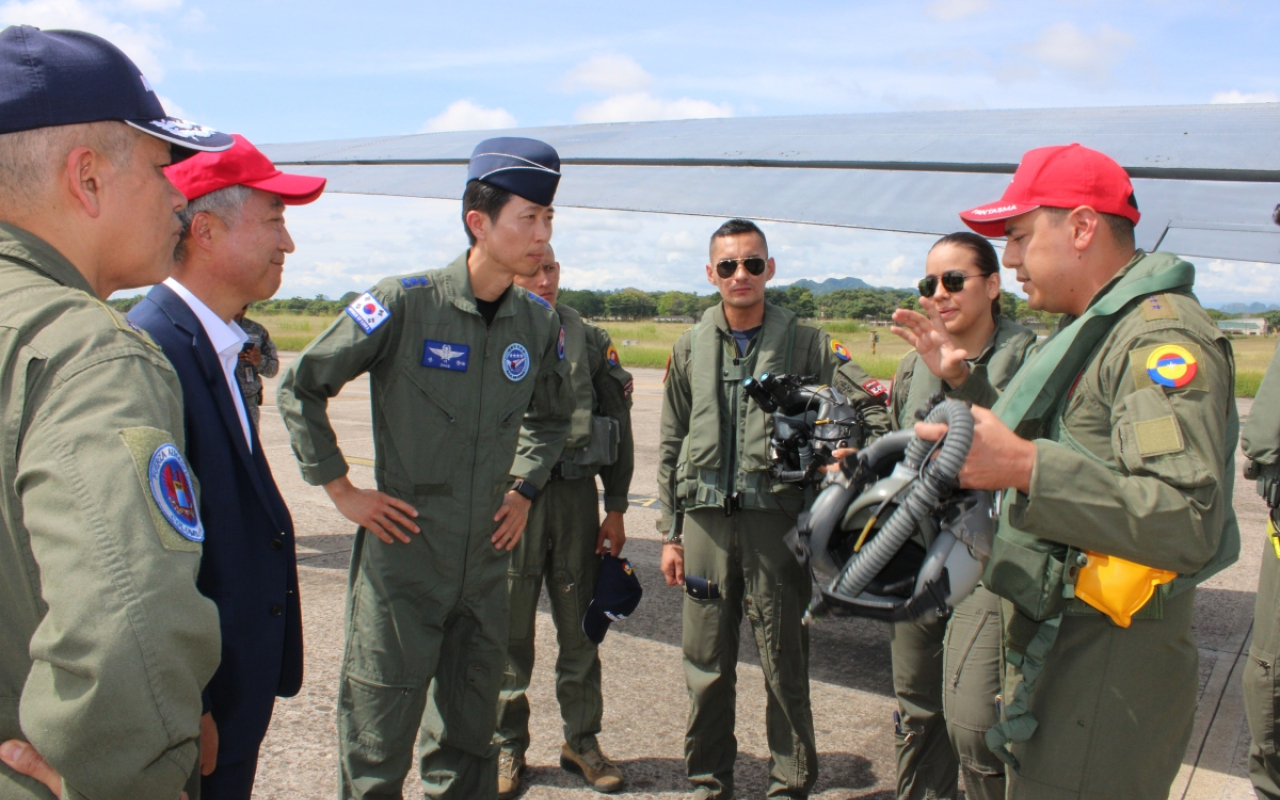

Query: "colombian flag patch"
(1145, 344), (1198, 389)
(831, 341), (851, 362)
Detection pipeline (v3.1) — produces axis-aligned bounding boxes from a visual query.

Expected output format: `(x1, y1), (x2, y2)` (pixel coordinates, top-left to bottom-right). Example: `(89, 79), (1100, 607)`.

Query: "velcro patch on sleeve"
(346, 292), (390, 334)
(1134, 415), (1185, 457)
(1129, 341), (1208, 393)
(863, 379), (888, 397)
(120, 427), (203, 552)
(1139, 294), (1179, 322)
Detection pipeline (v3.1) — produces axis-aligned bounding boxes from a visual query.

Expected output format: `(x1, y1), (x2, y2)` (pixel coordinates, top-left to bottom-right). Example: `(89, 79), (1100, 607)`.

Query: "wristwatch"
(511, 478), (538, 501)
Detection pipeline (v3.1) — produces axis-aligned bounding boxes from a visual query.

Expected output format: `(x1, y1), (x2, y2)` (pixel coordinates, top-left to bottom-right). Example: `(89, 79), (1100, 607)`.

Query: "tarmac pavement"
(250, 358), (1269, 799)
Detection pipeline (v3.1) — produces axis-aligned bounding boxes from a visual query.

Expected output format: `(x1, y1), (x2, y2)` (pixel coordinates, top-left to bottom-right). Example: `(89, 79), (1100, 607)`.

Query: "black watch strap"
(512, 479), (538, 501)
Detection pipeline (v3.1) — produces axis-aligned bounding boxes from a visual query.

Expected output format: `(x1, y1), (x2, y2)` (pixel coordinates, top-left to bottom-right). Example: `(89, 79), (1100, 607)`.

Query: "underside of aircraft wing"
(263, 104), (1280, 264)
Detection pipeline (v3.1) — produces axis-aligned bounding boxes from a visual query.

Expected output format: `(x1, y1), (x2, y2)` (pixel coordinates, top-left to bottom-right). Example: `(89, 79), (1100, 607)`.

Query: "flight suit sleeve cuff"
(300, 451), (350, 487)
(945, 370), (999, 408)
(509, 458), (549, 490)
(604, 495), (629, 514)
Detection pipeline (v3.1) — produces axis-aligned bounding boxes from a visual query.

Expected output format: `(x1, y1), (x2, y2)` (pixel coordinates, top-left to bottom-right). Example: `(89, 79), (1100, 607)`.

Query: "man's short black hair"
(710, 218), (768, 256)
(1043, 207), (1135, 250)
(461, 179), (513, 246)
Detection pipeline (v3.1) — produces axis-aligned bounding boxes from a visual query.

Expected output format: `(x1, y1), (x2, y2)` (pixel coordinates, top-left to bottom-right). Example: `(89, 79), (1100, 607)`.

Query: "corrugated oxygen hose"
(829, 399), (974, 602)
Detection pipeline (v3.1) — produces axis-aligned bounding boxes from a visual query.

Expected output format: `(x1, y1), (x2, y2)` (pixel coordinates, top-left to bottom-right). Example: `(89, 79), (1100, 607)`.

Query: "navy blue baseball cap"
(582, 555), (643, 645)
(0, 26), (233, 158)
(467, 137), (561, 207)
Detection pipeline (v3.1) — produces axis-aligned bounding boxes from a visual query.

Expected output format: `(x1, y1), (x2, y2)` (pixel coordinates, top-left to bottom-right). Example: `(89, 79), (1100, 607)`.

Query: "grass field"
(252, 312), (1276, 396)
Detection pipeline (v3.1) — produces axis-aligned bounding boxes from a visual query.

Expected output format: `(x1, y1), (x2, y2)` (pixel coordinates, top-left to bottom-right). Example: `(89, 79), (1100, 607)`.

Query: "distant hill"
(783, 277), (914, 295)
(1213, 301), (1280, 314)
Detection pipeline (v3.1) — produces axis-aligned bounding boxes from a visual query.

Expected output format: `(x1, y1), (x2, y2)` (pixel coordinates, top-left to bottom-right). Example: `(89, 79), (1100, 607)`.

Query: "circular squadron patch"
(1146, 344), (1198, 389)
(503, 343), (531, 381)
(557, 326), (566, 360)
(831, 341), (851, 362)
(148, 444), (203, 542)
(606, 346), (620, 367)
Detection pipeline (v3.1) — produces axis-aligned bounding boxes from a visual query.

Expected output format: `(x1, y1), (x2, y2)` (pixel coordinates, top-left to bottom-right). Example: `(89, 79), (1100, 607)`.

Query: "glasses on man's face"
(715, 257), (767, 279)
(918, 271), (984, 298)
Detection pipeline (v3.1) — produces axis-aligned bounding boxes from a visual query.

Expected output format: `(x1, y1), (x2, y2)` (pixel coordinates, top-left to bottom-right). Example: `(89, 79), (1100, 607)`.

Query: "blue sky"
(4, 0), (1278, 306)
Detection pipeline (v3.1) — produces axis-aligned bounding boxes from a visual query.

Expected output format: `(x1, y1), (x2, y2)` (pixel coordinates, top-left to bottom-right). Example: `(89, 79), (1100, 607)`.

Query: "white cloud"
(574, 92), (732, 123)
(1211, 90), (1279, 104)
(1019, 22), (1135, 80)
(420, 99), (517, 133)
(927, 0), (994, 21)
(561, 54), (652, 94)
(0, 0), (169, 79)
(117, 0), (180, 10)
(155, 92), (186, 119)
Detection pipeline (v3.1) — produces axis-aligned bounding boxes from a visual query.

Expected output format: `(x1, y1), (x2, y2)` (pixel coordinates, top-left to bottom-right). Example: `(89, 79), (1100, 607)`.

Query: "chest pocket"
(388, 356), (462, 488)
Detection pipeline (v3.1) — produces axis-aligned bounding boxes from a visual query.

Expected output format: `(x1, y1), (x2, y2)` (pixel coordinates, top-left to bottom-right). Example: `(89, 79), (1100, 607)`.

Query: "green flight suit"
(1242, 343), (1280, 799)
(0, 223), (221, 800)
(277, 253), (572, 800)
(495, 302), (635, 759)
(886, 316), (1036, 800)
(954, 252), (1239, 800)
(657, 303), (892, 800)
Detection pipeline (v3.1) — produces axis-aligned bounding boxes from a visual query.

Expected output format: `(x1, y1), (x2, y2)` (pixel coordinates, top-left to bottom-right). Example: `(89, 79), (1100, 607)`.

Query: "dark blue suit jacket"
(129, 284), (302, 764)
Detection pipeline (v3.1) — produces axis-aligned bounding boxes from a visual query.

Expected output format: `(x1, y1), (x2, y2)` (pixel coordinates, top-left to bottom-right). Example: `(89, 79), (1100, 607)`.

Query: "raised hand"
(891, 297), (972, 387)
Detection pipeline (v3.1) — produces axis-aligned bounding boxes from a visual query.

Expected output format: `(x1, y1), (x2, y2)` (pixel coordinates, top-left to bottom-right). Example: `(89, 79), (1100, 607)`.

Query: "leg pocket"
(1246, 651), (1279, 757)
(684, 595), (726, 667)
(340, 674), (423, 756)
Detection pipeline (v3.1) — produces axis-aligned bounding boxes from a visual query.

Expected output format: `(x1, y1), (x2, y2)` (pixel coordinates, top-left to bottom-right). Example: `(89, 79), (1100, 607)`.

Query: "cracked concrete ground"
(249, 358), (1268, 799)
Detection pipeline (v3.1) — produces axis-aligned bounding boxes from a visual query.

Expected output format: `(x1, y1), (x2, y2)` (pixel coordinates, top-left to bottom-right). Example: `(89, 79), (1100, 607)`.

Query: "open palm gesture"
(890, 297), (971, 387)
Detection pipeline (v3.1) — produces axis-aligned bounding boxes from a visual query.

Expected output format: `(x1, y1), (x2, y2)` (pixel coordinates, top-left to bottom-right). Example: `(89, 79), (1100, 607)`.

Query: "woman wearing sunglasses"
(885, 232), (1037, 800)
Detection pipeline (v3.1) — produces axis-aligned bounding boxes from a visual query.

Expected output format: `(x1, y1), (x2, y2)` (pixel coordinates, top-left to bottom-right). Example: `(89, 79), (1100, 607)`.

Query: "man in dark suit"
(129, 134), (326, 799)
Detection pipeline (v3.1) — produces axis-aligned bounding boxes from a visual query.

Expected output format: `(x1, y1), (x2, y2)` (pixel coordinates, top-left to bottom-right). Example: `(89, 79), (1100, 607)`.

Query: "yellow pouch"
(1075, 551), (1176, 628)
(1269, 517), (1280, 560)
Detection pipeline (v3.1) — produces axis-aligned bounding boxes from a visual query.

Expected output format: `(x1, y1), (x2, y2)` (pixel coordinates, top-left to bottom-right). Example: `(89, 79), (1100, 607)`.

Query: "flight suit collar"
(0, 222), (95, 296)
(442, 250), (520, 320)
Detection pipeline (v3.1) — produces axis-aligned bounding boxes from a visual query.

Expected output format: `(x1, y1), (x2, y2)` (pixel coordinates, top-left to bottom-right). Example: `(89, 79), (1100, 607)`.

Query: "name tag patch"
(149, 443), (204, 542)
(423, 340), (470, 372)
(503, 343), (530, 381)
(346, 292), (390, 334)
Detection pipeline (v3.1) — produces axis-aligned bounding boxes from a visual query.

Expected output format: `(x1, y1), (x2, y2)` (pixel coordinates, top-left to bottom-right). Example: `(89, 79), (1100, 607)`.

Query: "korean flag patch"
(346, 292), (390, 334)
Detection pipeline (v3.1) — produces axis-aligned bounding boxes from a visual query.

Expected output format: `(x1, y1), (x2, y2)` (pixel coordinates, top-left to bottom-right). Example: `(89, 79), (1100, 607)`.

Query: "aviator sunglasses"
(715, 257), (768, 278)
(918, 271), (985, 298)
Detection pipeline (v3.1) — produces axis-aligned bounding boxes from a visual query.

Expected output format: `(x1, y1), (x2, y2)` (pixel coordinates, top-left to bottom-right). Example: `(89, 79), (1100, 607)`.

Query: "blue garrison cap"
(0, 25), (233, 158)
(467, 137), (561, 207)
(582, 555), (643, 644)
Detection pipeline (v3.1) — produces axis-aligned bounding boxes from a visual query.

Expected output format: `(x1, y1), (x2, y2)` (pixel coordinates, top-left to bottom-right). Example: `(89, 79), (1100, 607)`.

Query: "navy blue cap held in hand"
(0, 25), (233, 158)
(582, 555), (643, 645)
(467, 136), (561, 207)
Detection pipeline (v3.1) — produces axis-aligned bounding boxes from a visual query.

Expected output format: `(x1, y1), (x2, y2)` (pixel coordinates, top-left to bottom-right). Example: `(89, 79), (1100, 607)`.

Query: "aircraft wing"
(263, 104), (1280, 264)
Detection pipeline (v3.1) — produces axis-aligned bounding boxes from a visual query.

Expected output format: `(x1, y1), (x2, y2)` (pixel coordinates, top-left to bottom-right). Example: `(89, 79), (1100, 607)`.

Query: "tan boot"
(497, 750), (524, 800)
(559, 743), (624, 794)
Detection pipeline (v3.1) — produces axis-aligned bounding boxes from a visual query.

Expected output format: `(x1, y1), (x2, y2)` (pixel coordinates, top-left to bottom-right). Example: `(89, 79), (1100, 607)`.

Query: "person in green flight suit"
(886, 231), (1037, 800)
(914, 144), (1239, 800)
(657, 218), (892, 800)
(1242, 203), (1280, 800)
(493, 243), (636, 798)
(0, 25), (233, 800)
(276, 137), (572, 800)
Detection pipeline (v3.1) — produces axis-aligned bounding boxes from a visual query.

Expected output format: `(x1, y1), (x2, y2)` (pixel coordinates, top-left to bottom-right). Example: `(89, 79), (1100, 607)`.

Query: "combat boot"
(498, 750), (524, 800)
(560, 743), (624, 793)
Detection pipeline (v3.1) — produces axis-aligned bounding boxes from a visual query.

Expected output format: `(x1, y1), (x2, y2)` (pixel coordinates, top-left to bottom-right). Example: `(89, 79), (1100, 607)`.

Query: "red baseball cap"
(165, 133), (326, 205)
(958, 143), (1140, 237)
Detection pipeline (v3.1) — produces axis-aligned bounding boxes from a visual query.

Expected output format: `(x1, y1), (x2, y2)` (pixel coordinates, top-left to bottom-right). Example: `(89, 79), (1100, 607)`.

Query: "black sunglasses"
(918, 271), (985, 298)
(715, 257), (767, 278)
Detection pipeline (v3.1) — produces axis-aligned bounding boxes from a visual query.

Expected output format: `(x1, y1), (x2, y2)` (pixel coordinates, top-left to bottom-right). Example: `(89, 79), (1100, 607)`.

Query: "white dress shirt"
(164, 278), (254, 452)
